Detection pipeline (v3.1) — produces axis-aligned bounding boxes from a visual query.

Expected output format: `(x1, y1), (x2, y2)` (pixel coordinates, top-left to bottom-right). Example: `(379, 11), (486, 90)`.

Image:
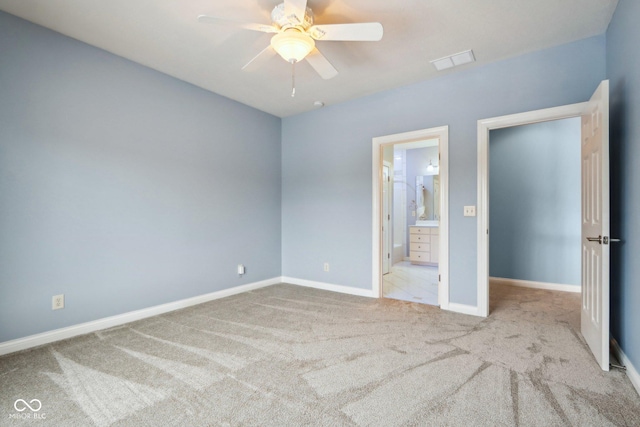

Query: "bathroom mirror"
(416, 175), (440, 221)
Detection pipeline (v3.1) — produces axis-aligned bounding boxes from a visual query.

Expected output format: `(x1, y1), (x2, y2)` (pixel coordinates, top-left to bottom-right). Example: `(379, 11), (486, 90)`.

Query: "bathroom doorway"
(384, 141), (440, 304)
(372, 126), (450, 309)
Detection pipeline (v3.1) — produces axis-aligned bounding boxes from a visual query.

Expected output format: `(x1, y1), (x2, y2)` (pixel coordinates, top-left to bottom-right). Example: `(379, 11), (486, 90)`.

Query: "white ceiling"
(0, 0), (618, 117)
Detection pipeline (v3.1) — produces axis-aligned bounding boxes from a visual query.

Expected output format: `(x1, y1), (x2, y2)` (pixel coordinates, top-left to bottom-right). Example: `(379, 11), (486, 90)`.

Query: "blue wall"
(282, 36), (606, 304)
(489, 119), (581, 285)
(607, 0), (640, 376)
(0, 12), (282, 342)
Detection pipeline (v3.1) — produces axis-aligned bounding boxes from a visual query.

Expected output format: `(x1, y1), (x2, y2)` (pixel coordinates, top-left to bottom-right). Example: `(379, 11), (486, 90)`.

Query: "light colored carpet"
(1, 283), (638, 426)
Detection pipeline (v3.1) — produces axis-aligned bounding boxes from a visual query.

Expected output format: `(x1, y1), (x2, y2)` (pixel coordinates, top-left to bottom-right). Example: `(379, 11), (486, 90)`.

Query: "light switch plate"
(464, 206), (476, 217)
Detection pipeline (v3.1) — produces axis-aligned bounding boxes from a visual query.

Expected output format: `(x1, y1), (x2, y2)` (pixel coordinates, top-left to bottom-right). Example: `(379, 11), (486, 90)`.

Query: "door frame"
(372, 126), (450, 308)
(476, 103), (587, 317)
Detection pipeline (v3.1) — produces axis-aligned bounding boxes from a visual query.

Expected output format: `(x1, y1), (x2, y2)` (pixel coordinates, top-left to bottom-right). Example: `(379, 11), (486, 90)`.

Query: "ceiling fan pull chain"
(291, 60), (296, 97)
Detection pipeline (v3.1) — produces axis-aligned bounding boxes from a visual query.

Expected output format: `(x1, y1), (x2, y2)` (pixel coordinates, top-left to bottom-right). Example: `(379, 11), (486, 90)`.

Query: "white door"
(382, 164), (391, 274)
(581, 80), (610, 371)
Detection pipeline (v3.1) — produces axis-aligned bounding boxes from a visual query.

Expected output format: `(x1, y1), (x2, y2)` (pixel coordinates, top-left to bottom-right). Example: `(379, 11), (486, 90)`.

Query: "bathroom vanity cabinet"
(409, 226), (439, 265)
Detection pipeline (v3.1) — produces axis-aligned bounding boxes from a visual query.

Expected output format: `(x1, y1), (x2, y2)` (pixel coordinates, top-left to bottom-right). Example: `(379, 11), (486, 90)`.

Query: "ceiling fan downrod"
(291, 59), (296, 97)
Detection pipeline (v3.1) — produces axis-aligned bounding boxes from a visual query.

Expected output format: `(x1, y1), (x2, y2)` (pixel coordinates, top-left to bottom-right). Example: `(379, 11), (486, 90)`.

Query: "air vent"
(430, 49), (475, 71)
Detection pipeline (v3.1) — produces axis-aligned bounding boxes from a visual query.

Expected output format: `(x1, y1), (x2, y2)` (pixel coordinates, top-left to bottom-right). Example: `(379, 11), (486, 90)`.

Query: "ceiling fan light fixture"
(271, 29), (315, 63)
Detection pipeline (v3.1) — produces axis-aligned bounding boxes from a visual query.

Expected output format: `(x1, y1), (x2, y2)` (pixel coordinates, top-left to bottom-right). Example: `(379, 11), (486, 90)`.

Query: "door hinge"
(439, 274), (441, 282)
(388, 253), (390, 259)
(388, 214), (390, 220)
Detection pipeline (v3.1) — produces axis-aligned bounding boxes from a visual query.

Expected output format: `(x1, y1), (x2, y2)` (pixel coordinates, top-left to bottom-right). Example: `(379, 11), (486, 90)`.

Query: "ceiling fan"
(198, 0), (383, 95)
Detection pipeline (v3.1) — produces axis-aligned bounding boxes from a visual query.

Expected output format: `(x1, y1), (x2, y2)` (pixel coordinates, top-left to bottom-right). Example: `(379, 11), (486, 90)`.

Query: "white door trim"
(372, 126), (450, 309)
(476, 103), (587, 317)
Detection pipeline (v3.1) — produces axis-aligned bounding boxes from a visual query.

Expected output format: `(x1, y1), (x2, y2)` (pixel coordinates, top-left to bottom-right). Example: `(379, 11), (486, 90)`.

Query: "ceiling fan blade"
(242, 45), (277, 71)
(197, 15), (278, 33)
(308, 23), (383, 41)
(305, 48), (338, 80)
(283, 0), (308, 26)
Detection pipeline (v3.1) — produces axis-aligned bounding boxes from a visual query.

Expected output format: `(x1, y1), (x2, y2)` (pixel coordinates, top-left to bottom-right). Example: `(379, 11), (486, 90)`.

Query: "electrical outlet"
(52, 294), (64, 310)
(464, 206), (476, 217)
(323, 262), (330, 272)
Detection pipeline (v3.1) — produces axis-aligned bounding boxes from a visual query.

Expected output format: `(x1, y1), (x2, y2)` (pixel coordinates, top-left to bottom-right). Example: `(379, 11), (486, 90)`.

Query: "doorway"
(476, 103), (587, 316)
(385, 142), (440, 304)
(477, 80), (611, 370)
(372, 126), (450, 309)
(489, 117), (582, 293)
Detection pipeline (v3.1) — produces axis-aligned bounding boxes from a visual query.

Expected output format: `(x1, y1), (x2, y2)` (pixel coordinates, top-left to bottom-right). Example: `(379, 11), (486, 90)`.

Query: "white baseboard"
(0, 277), (281, 356)
(446, 302), (482, 317)
(610, 337), (640, 397)
(490, 277), (580, 293)
(281, 276), (375, 298)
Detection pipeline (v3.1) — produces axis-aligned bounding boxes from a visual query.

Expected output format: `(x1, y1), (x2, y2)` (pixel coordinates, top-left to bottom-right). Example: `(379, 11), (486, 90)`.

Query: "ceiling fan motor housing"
(271, 2), (314, 30)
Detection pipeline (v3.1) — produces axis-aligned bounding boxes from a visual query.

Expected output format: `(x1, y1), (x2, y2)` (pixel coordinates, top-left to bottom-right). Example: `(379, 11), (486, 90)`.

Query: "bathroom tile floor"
(382, 261), (439, 306)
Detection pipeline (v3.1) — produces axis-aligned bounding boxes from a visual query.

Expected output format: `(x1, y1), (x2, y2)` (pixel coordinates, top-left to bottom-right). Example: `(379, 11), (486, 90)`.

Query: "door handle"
(586, 236), (602, 244)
